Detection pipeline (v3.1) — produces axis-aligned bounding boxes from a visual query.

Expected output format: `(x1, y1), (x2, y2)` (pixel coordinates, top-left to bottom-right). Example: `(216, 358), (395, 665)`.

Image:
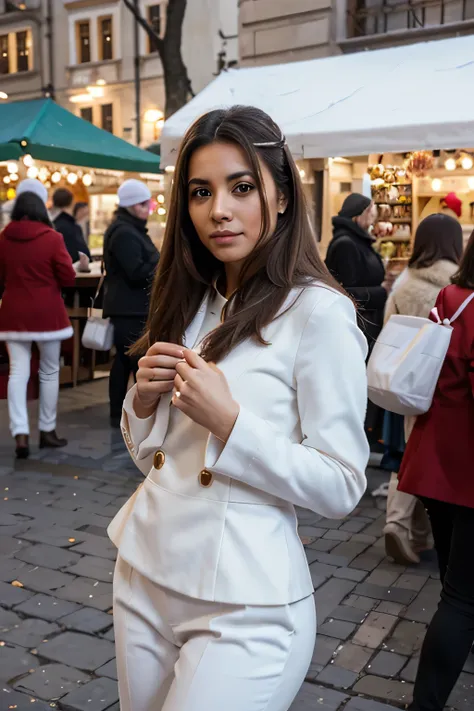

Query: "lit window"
(0, 35), (9, 75)
(100, 17), (113, 61)
(77, 21), (91, 64)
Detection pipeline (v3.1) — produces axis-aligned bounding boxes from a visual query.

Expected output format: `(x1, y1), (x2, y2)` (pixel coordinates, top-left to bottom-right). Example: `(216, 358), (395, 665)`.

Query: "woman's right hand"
(134, 342), (185, 418)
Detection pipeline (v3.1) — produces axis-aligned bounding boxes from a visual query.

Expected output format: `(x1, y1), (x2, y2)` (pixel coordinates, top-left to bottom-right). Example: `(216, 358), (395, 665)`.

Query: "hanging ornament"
(405, 151), (434, 178)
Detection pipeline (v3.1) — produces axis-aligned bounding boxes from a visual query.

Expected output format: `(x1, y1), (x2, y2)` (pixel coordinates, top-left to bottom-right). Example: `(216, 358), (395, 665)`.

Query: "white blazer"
(108, 283), (369, 605)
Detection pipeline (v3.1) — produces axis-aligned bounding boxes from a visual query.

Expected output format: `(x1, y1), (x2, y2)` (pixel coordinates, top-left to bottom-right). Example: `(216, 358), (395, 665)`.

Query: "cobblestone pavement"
(0, 380), (473, 711)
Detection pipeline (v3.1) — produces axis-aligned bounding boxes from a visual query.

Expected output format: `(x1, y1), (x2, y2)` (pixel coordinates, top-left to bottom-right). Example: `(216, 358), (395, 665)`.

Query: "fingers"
(175, 360), (194, 381)
(182, 349), (207, 370)
(146, 342), (185, 359)
(138, 379), (174, 395)
(137, 367), (176, 382)
(139, 354), (183, 370)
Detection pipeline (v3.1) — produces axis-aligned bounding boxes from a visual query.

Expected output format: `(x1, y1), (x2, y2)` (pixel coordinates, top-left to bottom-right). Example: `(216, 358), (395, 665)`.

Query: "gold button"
(153, 450), (165, 470)
(199, 469), (213, 487)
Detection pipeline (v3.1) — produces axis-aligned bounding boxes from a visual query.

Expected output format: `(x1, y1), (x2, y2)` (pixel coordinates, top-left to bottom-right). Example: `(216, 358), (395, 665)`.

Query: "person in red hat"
(441, 192), (462, 219)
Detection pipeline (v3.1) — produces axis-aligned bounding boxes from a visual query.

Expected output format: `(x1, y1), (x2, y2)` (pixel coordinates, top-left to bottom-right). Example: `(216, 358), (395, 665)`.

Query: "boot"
(39, 430), (68, 449)
(15, 434), (29, 460)
(385, 523), (420, 565)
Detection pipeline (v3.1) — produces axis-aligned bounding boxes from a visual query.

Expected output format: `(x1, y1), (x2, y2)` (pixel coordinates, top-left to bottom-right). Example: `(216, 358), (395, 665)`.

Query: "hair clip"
(254, 132), (286, 149)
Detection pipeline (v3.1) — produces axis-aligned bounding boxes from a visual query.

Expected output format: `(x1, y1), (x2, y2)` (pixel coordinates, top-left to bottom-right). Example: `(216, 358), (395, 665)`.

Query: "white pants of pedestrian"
(7, 340), (61, 437)
(113, 556), (316, 711)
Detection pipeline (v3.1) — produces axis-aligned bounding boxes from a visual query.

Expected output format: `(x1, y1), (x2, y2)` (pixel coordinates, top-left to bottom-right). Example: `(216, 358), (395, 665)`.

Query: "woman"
(326, 193), (387, 349)
(108, 106), (369, 711)
(103, 179), (159, 428)
(383, 214), (463, 564)
(0, 192), (76, 458)
(398, 229), (474, 711)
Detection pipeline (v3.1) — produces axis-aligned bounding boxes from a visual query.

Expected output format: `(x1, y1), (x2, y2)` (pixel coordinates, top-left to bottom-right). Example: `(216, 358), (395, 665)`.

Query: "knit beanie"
(441, 192), (462, 218)
(339, 193), (372, 219)
(118, 179), (151, 208)
(16, 178), (48, 205)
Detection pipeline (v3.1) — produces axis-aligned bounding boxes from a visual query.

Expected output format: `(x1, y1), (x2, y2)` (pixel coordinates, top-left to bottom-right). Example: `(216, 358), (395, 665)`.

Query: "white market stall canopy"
(161, 35), (474, 165)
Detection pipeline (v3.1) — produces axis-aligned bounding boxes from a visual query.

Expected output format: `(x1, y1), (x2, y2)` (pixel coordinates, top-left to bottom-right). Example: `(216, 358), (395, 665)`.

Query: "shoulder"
(286, 282), (357, 332)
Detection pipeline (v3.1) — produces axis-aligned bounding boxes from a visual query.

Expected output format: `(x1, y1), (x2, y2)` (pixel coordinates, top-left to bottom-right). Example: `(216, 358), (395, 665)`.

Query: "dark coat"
(398, 285), (474, 508)
(54, 212), (91, 263)
(326, 216), (387, 348)
(0, 220), (76, 337)
(102, 209), (159, 318)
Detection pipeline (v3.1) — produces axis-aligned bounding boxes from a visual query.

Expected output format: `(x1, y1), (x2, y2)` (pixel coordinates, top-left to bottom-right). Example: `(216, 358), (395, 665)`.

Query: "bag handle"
(90, 260), (106, 309)
(448, 291), (474, 324)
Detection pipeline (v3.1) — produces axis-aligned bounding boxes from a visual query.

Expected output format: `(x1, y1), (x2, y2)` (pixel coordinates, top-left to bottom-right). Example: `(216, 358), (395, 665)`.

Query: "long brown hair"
(409, 214), (463, 270)
(131, 105), (343, 361)
(452, 229), (474, 289)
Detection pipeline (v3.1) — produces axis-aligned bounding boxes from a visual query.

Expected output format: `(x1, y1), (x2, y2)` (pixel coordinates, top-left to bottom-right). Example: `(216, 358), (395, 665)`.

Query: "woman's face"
(356, 202), (377, 230)
(187, 141), (282, 268)
(128, 200), (151, 222)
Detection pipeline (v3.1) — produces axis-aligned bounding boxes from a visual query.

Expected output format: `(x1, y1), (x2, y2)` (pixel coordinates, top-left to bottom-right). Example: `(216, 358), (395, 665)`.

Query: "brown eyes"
(190, 183), (255, 199)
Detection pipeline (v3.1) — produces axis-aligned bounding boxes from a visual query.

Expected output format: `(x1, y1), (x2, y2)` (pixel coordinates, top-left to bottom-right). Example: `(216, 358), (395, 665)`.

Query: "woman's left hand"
(173, 350), (240, 442)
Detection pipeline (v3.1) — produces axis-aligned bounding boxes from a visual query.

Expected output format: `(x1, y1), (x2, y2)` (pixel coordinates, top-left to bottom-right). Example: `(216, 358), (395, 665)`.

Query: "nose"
(210, 190), (232, 223)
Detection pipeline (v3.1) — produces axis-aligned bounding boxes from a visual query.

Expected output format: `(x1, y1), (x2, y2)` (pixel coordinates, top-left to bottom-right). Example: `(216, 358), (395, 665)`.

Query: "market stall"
(0, 98), (164, 386)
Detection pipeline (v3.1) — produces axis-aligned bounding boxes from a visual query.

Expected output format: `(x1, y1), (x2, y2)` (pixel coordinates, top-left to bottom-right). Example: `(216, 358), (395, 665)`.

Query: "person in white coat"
(383, 213), (463, 564)
(108, 105), (370, 711)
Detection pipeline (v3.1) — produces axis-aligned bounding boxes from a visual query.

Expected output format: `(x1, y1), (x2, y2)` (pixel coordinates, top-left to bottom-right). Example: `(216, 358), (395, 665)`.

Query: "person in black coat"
(53, 189), (91, 263)
(326, 193), (387, 350)
(103, 180), (159, 427)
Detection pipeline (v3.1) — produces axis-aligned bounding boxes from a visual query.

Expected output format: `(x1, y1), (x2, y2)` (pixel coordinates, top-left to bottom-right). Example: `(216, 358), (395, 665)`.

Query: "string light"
(27, 166), (39, 179)
(157, 207), (166, 216)
(445, 157), (456, 171)
(3, 176), (10, 184)
(7, 162), (18, 174)
(82, 174), (93, 187)
(51, 171), (61, 184)
(67, 173), (78, 185)
(461, 155), (473, 170)
(431, 178), (442, 192)
(23, 154), (34, 167)
(157, 194), (165, 204)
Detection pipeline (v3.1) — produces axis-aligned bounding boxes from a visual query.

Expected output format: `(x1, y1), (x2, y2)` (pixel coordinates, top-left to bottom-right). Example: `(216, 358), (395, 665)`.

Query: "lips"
(210, 231), (240, 238)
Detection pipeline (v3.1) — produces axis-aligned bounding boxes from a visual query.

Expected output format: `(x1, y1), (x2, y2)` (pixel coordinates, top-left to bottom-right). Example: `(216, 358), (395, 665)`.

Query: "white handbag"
(81, 274), (114, 352)
(367, 290), (474, 416)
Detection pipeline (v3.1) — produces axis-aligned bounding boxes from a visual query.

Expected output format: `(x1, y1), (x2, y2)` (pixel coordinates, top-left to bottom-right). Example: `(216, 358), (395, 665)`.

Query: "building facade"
(0, 0), (238, 146)
(239, 0), (474, 66)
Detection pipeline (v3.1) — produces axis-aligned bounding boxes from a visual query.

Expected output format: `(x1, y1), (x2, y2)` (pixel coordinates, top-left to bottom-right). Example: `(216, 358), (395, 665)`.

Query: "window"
(77, 21), (91, 64)
(99, 17), (113, 61)
(0, 35), (9, 75)
(16, 30), (29, 72)
(80, 107), (93, 123)
(101, 103), (113, 133)
(147, 4), (164, 53)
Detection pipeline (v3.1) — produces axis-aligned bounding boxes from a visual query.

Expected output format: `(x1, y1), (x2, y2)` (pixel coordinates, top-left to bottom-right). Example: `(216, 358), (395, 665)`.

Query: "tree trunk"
(122, 0), (192, 118)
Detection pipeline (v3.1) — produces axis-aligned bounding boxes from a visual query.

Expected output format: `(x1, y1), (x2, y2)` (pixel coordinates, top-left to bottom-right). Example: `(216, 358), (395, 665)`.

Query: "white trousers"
(7, 340), (61, 437)
(113, 556), (316, 711)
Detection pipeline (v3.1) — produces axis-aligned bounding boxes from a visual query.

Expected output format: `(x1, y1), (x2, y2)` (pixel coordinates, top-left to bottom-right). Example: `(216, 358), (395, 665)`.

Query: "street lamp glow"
(144, 109), (164, 124)
(0, 92), (8, 100)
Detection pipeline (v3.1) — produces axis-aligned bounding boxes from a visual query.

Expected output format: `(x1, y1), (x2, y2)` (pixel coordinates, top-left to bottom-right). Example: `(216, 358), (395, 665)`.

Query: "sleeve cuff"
(205, 406), (262, 479)
(121, 385), (155, 457)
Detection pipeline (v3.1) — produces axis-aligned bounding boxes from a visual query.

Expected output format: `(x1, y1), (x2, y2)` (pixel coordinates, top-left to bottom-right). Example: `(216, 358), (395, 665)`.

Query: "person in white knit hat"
(1, 179), (49, 228)
(102, 179), (159, 427)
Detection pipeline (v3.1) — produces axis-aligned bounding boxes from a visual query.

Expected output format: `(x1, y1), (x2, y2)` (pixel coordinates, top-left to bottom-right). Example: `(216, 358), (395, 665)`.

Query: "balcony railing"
(347, 0), (474, 37)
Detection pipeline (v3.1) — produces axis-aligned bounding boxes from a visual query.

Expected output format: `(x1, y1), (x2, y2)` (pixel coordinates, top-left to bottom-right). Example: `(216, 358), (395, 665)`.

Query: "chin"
(208, 245), (251, 263)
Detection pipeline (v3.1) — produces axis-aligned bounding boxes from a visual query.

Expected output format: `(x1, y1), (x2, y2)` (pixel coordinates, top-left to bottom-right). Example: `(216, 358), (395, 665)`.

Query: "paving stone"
(64, 555), (115, 583)
(309, 635), (341, 668)
(387, 620), (426, 656)
(298, 526), (327, 538)
(60, 608), (113, 634)
(333, 567), (368, 583)
(14, 663), (90, 701)
(323, 530), (352, 542)
(70, 536), (116, 560)
(15, 543), (83, 571)
(448, 672), (474, 711)
(368, 650), (408, 677)
(290, 682), (347, 711)
(20, 527), (91, 548)
(0, 687), (50, 710)
(352, 612), (398, 649)
(403, 579), (441, 623)
(365, 570), (400, 587)
(309, 551), (350, 568)
(37, 631), (115, 671)
(316, 518), (343, 530)
(96, 658), (118, 680)
(344, 696), (400, 711)
(59, 676), (119, 711)
(400, 655), (419, 683)
(310, 563), (338, 589)
(0, 579), (34, 607)
(394, 573), (428, 592)
(350, 549), (386, 571)
(78, 524), (108, 537)
(316, 664), (358, 689)
(330, 605), (368, 624)
(0, 643), (40, 683)
(330, 542), (368, 562)
(0, 557), (30, 583)
(55, 577), (112, 611)
(10, 565), (76, 593)
(340, 518), (371, 533)
(343, 595), (377, 612)
(353, 675), (414, 704)
(1, 618), (60, 649)
(333, 642), (373, 673)
(0, 607), (21, 631)
(318, 619), (356, 640)
(376, 601), (406, 616)
(354, 582), (417, 606)
(14, 593), (82, 622)
(351, 533), (378, 544)
(314, 578), (356, 623)
(102, 626), (115, 642)
(308, 538), (338, 552)
(0, 536), (31, 557)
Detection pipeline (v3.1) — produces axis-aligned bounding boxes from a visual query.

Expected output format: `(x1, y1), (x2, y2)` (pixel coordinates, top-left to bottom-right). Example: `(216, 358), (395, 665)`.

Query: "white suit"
(109, 282), (369, 711)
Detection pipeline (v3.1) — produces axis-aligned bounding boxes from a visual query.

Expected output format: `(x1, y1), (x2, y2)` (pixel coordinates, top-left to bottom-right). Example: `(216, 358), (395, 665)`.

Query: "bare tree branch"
(122, 0), (163, 53)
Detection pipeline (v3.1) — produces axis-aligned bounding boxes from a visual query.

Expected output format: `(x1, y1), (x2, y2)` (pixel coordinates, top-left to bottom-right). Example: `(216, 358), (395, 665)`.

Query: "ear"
(278, 193), (288, 215)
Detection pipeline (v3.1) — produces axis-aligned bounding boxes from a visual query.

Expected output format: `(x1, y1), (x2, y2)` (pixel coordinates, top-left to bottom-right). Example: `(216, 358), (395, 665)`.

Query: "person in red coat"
(398, 229), (474, 711)
(0, 191), (76, 458)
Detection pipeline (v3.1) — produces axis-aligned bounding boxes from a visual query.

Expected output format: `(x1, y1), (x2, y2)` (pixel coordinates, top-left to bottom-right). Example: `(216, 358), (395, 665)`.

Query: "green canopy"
(0, 98), (161, 173)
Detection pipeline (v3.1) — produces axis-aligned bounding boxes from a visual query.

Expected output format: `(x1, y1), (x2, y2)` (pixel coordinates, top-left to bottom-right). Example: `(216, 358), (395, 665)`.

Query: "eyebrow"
(188, 171), (254, 187)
